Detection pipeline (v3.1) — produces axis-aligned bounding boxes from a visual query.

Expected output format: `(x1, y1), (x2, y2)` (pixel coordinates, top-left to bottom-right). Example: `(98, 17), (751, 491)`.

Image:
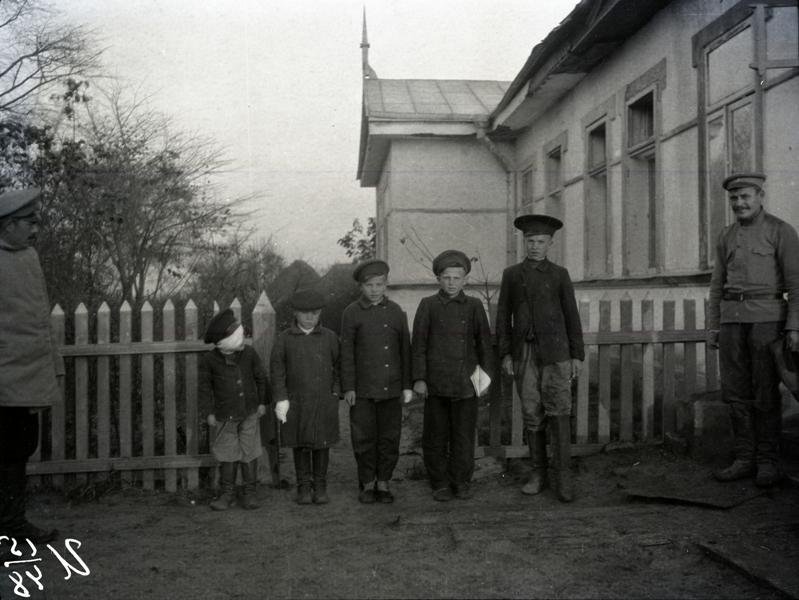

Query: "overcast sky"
(62, 0), (577, 269)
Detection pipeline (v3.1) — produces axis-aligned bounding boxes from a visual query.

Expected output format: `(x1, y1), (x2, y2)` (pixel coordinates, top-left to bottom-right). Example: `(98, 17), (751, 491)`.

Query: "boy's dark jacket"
(270, 324), (341, 448)
(198, 345), (270, 421)
(411, 290), (494, 398)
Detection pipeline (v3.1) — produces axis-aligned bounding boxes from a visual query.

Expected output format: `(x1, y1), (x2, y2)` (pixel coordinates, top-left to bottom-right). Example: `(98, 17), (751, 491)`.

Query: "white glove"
(401, 389), (413, 404)
(274, 400), (289, 424)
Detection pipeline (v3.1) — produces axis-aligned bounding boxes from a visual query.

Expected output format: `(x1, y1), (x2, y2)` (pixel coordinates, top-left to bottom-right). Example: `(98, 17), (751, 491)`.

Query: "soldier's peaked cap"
(722, 172), (766, 191)
(0, 187), (41, 219)
(514, 214), (563, 235)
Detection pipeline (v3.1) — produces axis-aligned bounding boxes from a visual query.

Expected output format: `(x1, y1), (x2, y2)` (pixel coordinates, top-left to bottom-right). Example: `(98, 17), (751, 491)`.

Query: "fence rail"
(28, 292), (718, 489)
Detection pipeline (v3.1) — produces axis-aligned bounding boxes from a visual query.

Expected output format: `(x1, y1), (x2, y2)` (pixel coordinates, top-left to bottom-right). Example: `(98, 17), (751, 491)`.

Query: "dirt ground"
(5, 444), (799, 600)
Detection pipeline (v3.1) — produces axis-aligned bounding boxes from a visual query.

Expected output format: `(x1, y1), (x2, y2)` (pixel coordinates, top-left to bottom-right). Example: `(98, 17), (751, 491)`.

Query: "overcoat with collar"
(495, 259), (584, 366)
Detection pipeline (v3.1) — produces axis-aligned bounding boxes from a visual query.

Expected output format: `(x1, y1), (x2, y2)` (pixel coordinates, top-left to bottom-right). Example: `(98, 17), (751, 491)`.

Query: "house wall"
(376, 137), (509, 318)
(511, 0), (799, 304)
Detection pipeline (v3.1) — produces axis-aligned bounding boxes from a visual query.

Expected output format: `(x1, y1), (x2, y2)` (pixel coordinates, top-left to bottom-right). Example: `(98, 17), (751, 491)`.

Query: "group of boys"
(199, 213), (585, 508)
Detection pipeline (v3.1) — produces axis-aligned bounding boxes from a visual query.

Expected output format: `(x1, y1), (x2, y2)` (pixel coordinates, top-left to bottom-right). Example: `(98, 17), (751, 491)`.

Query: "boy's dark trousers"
(293, 447), (330, 504)
(350, 398), (402, 485)
(422, 395), (478, 490)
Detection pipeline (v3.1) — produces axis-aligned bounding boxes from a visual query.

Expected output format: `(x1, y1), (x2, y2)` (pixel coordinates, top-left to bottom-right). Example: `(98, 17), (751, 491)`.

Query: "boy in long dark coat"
(340, 259), (412, 504)
(200, 308), (269, 510)
(271, 289), (341, 504)
(412, 250), (494, 501)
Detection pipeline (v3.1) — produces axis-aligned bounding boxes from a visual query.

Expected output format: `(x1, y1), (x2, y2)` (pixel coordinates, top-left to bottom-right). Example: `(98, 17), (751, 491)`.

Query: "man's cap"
(432, 249), (471, 276)
(771, 338), (799, 401)
(0, 187), (41, 219)
(722, 172), (766, 191)
(204, 308), (237, 344)
(514, 214), (563, 236)
(290, 288), (326, 311)
(352, 258), (389, 282)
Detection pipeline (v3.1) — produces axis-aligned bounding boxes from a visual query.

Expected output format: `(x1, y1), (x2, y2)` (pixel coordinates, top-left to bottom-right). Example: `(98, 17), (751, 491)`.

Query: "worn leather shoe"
(296, 484), (313, 505)
(313, 484), (330, 504)
(713, 459), (755, 482)
(453, 483), (473, 500)
(432, 487), (453, 502)
(358, 488), (376, 504)
(521, 470), (546, 496)
(755, 463), (783, 487)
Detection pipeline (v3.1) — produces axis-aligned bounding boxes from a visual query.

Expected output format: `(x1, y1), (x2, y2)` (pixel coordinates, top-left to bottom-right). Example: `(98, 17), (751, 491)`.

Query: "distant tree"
(338, 217), (376, 262)
(0, 0), (100, 116)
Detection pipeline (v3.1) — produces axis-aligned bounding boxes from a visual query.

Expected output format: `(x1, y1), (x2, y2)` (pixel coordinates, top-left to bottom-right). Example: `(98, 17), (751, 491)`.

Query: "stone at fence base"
(685, 391), (735, 461)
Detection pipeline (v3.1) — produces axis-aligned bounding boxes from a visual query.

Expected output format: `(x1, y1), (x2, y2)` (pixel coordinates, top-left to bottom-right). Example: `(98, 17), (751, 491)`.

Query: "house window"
(544, 146), (564, 265)
(585, 121), (610, 277)
(624, 87), (659, 275)
(695, 3), (798, 266)
(520, 166), (534, 213)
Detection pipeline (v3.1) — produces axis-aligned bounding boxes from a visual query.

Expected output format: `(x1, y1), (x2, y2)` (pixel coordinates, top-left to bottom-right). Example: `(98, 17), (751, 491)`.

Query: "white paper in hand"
(470, 365), (491, 396)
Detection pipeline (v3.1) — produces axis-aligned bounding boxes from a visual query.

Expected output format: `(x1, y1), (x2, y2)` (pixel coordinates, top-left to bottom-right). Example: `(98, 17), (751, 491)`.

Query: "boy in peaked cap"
(496, 214), (584, 502)
(200, 308), (270, 510)
(340, 259), (412, 504)
(411, 250), (494, 501)
(270, 288), (341, 504)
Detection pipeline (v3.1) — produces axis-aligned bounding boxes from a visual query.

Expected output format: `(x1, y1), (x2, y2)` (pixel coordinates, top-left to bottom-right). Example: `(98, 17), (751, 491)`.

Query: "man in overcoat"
(0, 187), (62, 542)
(707, 172), (799, 486)
(495, 214), (584, 502)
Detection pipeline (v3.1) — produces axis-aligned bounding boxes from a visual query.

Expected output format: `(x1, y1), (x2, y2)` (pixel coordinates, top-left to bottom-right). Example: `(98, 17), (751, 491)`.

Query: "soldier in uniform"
(707, 172), (799, 486)
(0, 187), (62, 543)
(495, 215), (584, 502)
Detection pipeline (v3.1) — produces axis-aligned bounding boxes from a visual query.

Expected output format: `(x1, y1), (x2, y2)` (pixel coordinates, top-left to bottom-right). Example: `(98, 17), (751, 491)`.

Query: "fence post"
(683, 299), (698, 401)
(576, 298), (591, 444)
(641, 297), (655, 439)
(662, 299), (676, 434)
(704, 299), (719, 391)
(119, 301), (133, 485)
(141, 301), (155, 490)
(230, 297), (242, 321)
(97, 302), (111, 475)
(252, 292), (278, 485)
(163, 299), (177, 492)
(184, 299), (200, 490)
(597, 296), (611, 444)
(75, 303), (89, 485)
(619, 294), (634, 441)
(50, 305), (65, 488)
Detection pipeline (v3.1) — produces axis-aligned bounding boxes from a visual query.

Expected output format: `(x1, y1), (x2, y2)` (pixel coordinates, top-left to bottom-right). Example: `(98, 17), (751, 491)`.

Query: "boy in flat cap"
(412, 250), (493, 501)
(0, 187), (62, 543)
(707, 172), (799, 486)
(496, 214), (584, 502)
(340, 259), (412, 503)
(271, 289), (341, 504)
(200, 308), (269, 510)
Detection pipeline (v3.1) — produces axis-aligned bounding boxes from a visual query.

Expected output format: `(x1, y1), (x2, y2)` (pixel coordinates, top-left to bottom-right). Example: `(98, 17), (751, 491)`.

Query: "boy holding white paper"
(411, 250), (494, 501)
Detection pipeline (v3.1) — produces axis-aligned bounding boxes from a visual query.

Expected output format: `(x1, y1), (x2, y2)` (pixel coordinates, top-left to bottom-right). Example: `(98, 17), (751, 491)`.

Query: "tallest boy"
(496, 214), (584, 502)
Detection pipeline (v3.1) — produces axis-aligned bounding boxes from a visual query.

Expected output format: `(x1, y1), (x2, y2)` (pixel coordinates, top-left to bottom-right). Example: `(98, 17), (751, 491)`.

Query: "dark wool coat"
(270, 324), (341, 449)
(198, 345), (270, 421)
(495, 259), (584, 366)
(340, 296), (412, 400)
(411, 290), (494, 398)
(0, 245), (63, 408)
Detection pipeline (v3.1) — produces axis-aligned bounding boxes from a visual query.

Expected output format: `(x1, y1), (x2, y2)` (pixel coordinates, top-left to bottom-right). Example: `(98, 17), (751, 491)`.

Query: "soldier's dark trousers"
(0, 407), (40, 534)
(719, 322), (783, 465)
(350, 398), (402, 485)
(422, 395), (478, 490)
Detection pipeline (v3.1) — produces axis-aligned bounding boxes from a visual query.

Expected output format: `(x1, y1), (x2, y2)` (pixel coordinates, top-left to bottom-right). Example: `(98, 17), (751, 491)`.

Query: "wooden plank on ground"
(576, 300), (590, 444)
(119, 302), (133, 485)
(641, 299), (655, 439)
(619, 296), (634, 441)
(597, 299), (611, 443)
(141, 302), (155, 490)
(163, 300), (178, 492)
(662, 300), (676, 434)
(184, 300), (200, 490)
(74, 304), (89, 485)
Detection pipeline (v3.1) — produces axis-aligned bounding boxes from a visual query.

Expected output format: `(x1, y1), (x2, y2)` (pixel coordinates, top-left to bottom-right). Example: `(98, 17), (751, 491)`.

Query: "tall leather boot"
(293, 449), (313, 504)
(210, 462), (237, 510)
(754, 403), (783, 487)
(312, 448), (330, 504)
(241, 460), (260, 509)
(714, 402), (756, 481)
(0, 463), (58, 543)
(549, 415), (574, 503)
(521, 429), (547, 496)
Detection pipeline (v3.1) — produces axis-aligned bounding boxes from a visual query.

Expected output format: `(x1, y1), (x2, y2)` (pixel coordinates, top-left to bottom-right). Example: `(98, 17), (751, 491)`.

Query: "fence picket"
(662, 301), (676, 434)
(704, 299), (719, 391)
(74, 304), (89, 485)
(576, 299), (590, 444)
(619, 296), (634, 441)
(163, 300), (177, 492)
(641, 299), (655, 439)
(597, 299), (611, 443)
(119, 302), (133, 484)
(97, 303), (111, 468)
(50, 305), (66, 488)
(682, 299), (698, 432)
(141, 302), (155, 490)
(184, 299), (200, 490)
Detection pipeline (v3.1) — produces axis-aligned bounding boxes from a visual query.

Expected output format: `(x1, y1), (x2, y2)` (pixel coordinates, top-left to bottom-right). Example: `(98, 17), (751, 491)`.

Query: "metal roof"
(364, 79), (510, 122)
